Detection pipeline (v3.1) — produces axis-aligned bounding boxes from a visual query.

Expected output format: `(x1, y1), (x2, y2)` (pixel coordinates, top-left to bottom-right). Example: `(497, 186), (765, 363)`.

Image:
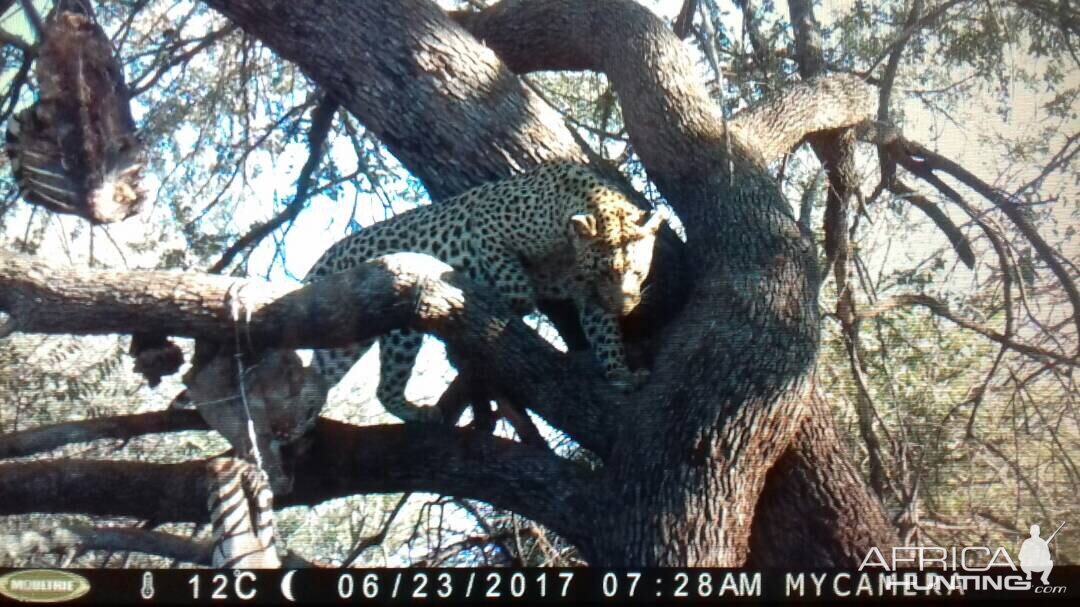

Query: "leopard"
(305, 162), (667, 423)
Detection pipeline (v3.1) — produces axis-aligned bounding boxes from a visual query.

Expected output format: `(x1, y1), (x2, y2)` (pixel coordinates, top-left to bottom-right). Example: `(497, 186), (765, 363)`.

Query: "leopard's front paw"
(607, 368), (650, 392)
(388, 401), (444, 424)
(409, 405), (444, 424)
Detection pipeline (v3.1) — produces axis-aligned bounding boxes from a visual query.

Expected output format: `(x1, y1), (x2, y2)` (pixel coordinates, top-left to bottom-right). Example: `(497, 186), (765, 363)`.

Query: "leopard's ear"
(569, 213), (598, 239)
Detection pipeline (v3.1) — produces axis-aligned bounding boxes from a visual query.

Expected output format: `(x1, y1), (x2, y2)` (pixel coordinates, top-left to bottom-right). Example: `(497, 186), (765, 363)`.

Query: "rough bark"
(0, 420), (594, 548)
(0, 251), (616, 455)
(449, 0), (890, 565)
(747, 388), (898, 567)
(201, 0), (584, 200)
(0, 0), (901, 567)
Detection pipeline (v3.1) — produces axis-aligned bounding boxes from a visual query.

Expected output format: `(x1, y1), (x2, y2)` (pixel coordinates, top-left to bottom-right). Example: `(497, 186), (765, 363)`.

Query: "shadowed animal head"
(570, 205), (669, 316)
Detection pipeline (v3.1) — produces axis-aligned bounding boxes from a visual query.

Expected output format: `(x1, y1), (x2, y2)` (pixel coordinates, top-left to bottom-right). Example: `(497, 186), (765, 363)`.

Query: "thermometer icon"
(140, 571), (155, 600)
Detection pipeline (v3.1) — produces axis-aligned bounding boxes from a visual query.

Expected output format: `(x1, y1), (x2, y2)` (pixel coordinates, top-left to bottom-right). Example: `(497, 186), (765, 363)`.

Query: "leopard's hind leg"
(377, 329), (441, 422)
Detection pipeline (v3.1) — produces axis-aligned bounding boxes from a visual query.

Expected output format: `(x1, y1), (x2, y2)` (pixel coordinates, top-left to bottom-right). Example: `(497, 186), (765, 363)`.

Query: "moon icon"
(280, 570), (297, 602)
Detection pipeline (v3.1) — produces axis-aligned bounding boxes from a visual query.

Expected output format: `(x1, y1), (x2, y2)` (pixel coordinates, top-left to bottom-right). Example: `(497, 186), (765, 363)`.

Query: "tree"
(0, 0), (1076, 567)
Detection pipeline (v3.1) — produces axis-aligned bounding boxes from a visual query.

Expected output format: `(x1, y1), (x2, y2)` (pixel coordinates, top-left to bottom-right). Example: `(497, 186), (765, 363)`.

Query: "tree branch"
(0, 250), (616, 454)
(0, 410), (206, 459)
(209, 93), (338, 274)
(0, 421), (598, 550)
(200, 0), (585, 200)
(876, 0), (923, 121)
(728, 75), (877, 164)
(858, 293), (1078, 366)
(860, 122), (1080, 353)
(887, 179), (976, 268)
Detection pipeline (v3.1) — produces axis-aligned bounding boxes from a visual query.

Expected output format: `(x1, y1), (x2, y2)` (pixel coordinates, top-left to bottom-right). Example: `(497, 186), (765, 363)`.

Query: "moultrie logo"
(0, 570), (91, 603)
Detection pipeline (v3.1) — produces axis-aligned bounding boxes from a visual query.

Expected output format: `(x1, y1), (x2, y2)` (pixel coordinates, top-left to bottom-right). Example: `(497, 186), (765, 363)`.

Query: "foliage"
(0, 0), (1076, 565)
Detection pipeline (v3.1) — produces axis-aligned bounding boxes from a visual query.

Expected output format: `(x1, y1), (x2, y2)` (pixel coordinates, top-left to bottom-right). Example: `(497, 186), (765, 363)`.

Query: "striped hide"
(3, 0), (144, 223)
(206, 457), (282, 569)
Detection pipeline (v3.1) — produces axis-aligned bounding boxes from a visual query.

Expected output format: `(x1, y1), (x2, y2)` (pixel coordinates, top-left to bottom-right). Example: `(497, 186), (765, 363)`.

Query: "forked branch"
(0, 250), (617, 453)
(0, 421), (597, 549)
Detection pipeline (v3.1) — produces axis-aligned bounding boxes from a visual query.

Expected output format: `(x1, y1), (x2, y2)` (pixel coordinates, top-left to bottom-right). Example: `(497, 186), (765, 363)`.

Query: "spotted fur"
(306, 162), (666, 422)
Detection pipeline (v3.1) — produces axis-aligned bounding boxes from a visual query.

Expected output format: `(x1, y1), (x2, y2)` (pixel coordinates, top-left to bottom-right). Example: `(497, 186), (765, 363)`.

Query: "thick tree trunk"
(201, 0), (584, 200)
(0, 0), (898, 567)
(208, 0), (824, 566)
(748, 389), (898, 567)
(447, 0), (892, 566)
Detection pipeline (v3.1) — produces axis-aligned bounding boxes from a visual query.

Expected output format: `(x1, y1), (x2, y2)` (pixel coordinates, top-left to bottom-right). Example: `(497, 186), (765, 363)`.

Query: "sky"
(1, 0), (1074, 412)
(0, 0), (1076, 565)
(0, 0), (1074, 420)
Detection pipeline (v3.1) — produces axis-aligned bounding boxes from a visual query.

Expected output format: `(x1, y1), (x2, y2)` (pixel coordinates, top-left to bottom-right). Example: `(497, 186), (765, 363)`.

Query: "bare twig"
(129, 24), (237, 96)
(861, 122), (1080, 354)
(209, 93), (338, 274)
(343, 493), (410, 567)
(1013, 131), (1080, 197)
(858, 294), (1077, 367)
(887, 179), (975, 268)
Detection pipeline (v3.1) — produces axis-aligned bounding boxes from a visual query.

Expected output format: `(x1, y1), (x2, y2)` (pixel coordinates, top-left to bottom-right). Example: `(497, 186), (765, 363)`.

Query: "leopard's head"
(569, 206), (668, 316)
